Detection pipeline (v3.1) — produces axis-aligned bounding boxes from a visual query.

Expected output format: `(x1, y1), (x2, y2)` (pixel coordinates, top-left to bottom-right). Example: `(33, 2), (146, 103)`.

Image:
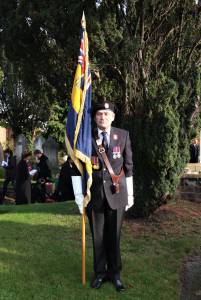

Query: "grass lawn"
(0, 200), (201, 300)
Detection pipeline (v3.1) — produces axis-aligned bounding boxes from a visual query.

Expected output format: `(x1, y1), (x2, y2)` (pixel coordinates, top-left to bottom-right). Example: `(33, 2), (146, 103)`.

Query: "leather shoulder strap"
(97, 143), (124, 185)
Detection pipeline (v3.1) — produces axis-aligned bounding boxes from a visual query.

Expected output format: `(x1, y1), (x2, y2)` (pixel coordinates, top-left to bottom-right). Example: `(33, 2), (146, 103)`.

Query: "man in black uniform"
(72, 100), (133, 292)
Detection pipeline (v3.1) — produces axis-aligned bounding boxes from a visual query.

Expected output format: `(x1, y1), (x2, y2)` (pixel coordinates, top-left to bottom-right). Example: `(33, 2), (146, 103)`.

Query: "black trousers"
(87, 199), (125, 280)
(2, 178), (15, 199)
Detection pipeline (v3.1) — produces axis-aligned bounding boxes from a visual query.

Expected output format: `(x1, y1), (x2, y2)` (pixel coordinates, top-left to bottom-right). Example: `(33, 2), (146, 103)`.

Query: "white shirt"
(97, 127), (111, 146)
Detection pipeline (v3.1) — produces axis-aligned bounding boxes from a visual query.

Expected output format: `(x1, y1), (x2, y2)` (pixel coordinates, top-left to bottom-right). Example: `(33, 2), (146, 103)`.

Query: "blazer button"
(103, 180), (106, 183)
(103, 168), (106, 171)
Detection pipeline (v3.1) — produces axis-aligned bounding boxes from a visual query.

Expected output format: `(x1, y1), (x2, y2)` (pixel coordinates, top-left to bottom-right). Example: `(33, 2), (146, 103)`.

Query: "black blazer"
(3, 155), (16, 180)
(16, 159), (31, 204)
(189, 144), (199, 163)
(36, 154), (51, 179)
(88, 127), (133, 211)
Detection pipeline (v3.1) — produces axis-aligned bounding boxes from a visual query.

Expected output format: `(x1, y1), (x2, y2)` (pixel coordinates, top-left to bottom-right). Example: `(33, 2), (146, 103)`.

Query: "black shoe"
(112, 278), (125, 292)
(90, 276), (107, 289)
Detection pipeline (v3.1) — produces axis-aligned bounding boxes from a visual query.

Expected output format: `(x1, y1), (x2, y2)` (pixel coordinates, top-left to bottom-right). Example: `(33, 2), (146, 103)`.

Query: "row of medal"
(91, 146), (121, 169)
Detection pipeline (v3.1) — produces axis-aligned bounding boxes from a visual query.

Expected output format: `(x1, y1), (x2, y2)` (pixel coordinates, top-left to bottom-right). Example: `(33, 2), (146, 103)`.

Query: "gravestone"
(14, 134), (28, 162)
(180, 255), (201, 300)
(34, 135), (46, 152)
(43, 137), (58, 169)
(0, 143), (3, 163)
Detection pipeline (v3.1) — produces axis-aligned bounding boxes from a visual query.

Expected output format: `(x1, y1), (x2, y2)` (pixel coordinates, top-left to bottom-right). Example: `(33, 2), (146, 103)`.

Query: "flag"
(66, 13), (92, 206)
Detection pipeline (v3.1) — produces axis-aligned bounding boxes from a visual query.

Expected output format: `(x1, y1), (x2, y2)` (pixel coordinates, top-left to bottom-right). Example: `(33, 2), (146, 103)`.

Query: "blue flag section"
(66, 14), (92, 206)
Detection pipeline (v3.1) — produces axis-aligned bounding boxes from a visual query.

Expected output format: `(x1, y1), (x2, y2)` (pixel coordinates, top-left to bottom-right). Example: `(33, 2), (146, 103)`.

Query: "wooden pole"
(82, 207), (86, 285)
(82, 13), (87, 285)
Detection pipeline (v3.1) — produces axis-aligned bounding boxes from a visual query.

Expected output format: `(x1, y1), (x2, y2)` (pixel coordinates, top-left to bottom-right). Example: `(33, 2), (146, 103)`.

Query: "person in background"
(16, 151), (32, 205)
(33, 149), (51, 202)
(1, 148), (16, 204)
(54, 156), (75, 202)
(34, 149), (51, 180)
(189, 138), (200, 163)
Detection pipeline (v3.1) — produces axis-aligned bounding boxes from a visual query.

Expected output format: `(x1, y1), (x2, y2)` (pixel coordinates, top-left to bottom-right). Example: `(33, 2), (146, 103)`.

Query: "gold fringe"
(65, 135), (83, 176)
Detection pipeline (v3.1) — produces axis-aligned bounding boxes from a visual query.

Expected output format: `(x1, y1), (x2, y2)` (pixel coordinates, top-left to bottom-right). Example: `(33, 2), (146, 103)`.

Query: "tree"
(89, 0), (201, 216)
(0, 59), (51, 138)
(0, 0), (97, 100)
(0, 0), (98, 138)
(45, 101), (67, 144)
(119, 0), (201, 216)
(0, 67), (3, 86)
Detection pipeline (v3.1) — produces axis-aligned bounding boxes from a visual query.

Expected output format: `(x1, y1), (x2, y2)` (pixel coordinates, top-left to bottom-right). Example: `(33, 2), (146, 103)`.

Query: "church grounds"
(0, 200), (200, 299)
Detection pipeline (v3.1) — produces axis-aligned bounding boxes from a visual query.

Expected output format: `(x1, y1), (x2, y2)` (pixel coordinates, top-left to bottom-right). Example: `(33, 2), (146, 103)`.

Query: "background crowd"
(0, 148), (74, 205)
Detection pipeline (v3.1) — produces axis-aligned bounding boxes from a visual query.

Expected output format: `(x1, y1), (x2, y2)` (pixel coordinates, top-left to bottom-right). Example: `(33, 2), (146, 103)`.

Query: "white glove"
(125, 176), (134, 211)
(71, 176), (84, 214)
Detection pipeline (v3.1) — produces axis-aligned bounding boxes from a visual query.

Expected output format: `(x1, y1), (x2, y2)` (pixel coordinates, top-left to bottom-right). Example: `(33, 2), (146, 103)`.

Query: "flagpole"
(82, 207), (86, 285)
(81, 11), (87, 286)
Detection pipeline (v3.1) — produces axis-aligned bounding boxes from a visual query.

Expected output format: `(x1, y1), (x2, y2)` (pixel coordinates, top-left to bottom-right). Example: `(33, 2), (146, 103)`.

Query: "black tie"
(101, 132), (109, 151)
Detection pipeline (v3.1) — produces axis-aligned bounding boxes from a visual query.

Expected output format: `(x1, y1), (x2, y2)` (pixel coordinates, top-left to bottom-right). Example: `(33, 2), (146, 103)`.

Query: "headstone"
(0, 143), (3, 163)
(14, 134), (28, 162)
(42, 137), (58, 169)
(180, 255), (201, 300)
(34, 135), (46, 152)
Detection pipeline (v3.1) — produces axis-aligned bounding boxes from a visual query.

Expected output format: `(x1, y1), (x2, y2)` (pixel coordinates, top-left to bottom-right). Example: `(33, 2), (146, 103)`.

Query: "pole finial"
(81, 11), (86, 29)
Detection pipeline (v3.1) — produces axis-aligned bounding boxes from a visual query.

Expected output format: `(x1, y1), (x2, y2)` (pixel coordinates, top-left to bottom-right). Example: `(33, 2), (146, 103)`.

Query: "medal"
(91, 156), (100, 170)
(117, 146), (121, 158)
(112, 146), (121, 159)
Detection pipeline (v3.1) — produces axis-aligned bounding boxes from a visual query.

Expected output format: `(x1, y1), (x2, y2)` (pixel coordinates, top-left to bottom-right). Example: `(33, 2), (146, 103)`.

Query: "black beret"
(92, 101), (115, 117)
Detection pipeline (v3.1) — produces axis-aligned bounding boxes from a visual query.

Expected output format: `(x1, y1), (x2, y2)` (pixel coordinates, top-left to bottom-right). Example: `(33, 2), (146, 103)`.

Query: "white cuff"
(71, 176), (84, 214)
(126, 176), (133, 196)
(125, 195), (134, 211)
(125, 176), (134, 211)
